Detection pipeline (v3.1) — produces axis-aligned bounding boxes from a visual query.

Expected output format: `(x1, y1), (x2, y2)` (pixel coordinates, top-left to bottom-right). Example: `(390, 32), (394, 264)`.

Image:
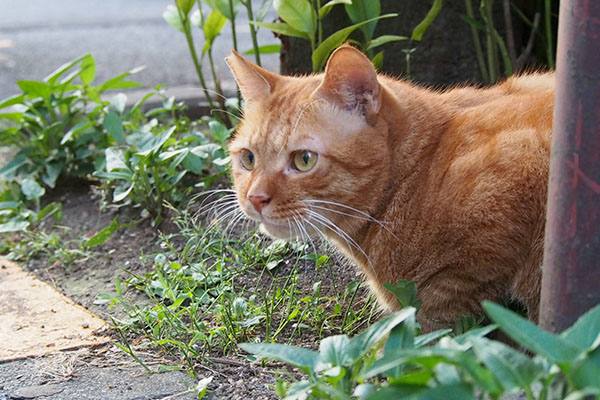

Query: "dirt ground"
(1, 181), (363, 400)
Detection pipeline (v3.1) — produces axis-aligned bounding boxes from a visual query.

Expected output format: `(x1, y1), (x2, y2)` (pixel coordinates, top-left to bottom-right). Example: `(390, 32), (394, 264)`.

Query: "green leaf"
(367, 34), (408, 50)
(239, 342), (320, 373)
(0, 220), (30, 233)
(176, 0), (195, 15)
(244, 44), (282, 55)
(371, 50), (384, 70)
(0, 153), (27, 176)
(569, 346), (600, 389)
(182, 151), (205, 175)
(383, 279), (421, 309)
(345, 0), (380, 38)
(42, 162), (63, 188)
(251, 21), (310, 40)
(109, 93), (128, 114)
(105, 148), (129, 172)
(84, 217), (120, 247)
(103, 111), (125, 144)
(79, 54), (96, 85)
(113, 184), (133, 202)
(137, 126), (176, 157)
(414, 329), (452, 348)
(0, 112), (23, 122)
(98, 67), (145, 92)
(312, 13), (396, 71)
(460, 14), (485, 31)
(471, 337), (544, 392)
(367, 383), (474, 400)
(17, 80), (51, 99)
(44, 54), (86, 84)
(0, 94), (24, 109)
(61, 121), (94, 145)
(163, 5), (185, 32)
(319, 335), (353, 367)
(203, 10), (227, 55)
(411, 0), (443, 41)
(36, 202), (62, 222)
(205, 0), (241, 20)
(561, 304), (600, 350)
(319, 0), (352, 18)
(21, 178), (45, 200)
(362, 347), (460, 379)
(274, 0), (315, 36)
(346, 308), (415, 363)
(483, 302), (583, 363)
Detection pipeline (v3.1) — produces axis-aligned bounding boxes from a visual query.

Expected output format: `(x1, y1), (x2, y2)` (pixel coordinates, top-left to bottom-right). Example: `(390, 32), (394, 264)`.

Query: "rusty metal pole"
(540, 0), (600, 333)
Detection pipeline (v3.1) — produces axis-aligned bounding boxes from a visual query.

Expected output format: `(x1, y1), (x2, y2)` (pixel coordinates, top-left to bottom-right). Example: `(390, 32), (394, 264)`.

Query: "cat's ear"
(225, 50), (278, 103)
(315, 44), (381, 115)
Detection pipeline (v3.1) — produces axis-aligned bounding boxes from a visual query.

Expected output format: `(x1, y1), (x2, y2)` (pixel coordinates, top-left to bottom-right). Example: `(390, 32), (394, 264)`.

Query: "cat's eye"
(292, 151), (318, 172)
(240, 149), (255, 170)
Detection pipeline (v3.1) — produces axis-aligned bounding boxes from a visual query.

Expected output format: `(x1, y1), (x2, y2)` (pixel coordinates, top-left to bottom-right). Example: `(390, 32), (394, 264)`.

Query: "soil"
(1, 181), (366, 400)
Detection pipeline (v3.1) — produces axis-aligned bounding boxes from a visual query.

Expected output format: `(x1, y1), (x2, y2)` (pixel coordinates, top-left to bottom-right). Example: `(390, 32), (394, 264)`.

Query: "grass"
(99, 202), (378, 376)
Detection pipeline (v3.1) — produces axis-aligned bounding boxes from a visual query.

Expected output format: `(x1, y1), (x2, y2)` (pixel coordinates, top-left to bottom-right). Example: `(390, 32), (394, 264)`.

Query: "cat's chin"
(258, 223), (298, 240)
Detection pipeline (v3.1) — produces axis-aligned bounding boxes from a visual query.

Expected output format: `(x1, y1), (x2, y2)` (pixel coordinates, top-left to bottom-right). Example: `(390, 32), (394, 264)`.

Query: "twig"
(515, 12), (541, 71)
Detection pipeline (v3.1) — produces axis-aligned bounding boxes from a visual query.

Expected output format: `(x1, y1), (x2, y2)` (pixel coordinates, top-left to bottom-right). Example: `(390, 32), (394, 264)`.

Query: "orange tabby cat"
(225, 44), (552, 330)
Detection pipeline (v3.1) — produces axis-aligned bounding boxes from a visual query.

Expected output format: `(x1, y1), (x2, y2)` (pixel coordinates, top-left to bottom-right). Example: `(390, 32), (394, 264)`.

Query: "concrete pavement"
(0, 0), (279, 102)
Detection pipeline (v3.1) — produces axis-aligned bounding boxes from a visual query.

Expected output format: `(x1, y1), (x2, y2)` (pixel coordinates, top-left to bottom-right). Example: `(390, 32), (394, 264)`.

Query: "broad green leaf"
(256, 0), (274, 22)
(345, 0), (380, 38)
(17, 80), (51, 99)
(209, 120), (230, 142)
(471, 337), (544, 392)
(163, 5), (185, 32)
(182, 151), (205, 175)
(411, 0), (443, 41)
(205, 0), (241, 20)
(203, 10), (227, 55)
(44, 54), (87, 84)
(319, 335), (353, 367)
(109, 93), (127, 114)
(239, 342), (320, 373)
(564, 389), (600, 400)
(103, 111), (125, 143)
(79, 54), (96, 85)
(346, 307), (415, 363)
(113, 184), (134, 202)
(21, 178), (45, 200)
(105, 148), (129, 172)
(414, 329), (452, 348)
(568, 346), (600, 389)
(244, 44), (282, 55)
(561, 304), (600, 350)
(0, 201), (20, 210)
(61, 121), (94, 145)
(0, 94), (24, 109)
(98, 67), (145, 92)
(312, 13), (396, 71)
(36, 202), (62, 222)
(367, 34), (408, 50)
(94, 170), (134, 181)
(383, 279), (421, 309)
(274, 0), (315, 36)
(42, 162), (63, 188)
(319, 0), (352, 18)
(190, 9), (203, 28)
(0, 153), (27, 176)
(362, 347), (459, 379)
(137, 126), (176, 157)
(0, 112), (23, 122)
(483, 302), (583, 363)
(367, 383), (474, 400)
(0, 220), (30, 233)
(84, 217), (120, 247)
(371, 50), (383, 69)
(176, 0), (195, 15)
(190, 143), (221, 158)
(251, 21), (310, 40)
(452, 324), (497, 346)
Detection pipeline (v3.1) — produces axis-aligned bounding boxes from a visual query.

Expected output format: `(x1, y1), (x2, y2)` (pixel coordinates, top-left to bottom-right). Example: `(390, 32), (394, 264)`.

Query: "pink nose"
(248, 194), (271, 214)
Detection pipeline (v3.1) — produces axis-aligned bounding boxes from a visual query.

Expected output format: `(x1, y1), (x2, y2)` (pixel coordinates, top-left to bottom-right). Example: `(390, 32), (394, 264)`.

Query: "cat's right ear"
(225, 50), (278, 103)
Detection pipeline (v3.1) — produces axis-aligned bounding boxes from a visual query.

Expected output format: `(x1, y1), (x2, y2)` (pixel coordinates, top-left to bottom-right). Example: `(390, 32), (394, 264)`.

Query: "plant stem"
(227, 0), (242, 108)
(228, 0), (238, 52)
(207, 49), (226, 111)
(244, 0), (262, 66)
(481, 0), (498, 83)
(544, 0), (554, 68)
(176, 6), (218, 114)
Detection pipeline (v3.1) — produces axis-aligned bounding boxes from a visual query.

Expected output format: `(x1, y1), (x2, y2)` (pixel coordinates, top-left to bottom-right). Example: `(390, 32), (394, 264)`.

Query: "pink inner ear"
(319, 46), (381, 113)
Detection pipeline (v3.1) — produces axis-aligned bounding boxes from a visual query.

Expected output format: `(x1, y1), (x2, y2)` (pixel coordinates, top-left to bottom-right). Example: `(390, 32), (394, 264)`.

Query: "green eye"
(240, 149), (255, 170)
(293, 151), (318, 172)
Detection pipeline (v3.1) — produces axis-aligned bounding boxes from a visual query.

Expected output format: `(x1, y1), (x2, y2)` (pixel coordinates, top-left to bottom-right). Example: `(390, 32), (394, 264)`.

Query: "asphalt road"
(0, 0), (279, 101)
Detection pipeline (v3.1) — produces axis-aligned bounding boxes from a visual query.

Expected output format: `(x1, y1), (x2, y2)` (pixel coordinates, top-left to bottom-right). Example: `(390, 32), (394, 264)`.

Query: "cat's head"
(225, 45), (391, 240)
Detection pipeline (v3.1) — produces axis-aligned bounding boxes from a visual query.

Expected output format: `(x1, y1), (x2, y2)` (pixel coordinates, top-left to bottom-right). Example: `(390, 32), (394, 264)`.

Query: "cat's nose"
(248, 194), (271, 214)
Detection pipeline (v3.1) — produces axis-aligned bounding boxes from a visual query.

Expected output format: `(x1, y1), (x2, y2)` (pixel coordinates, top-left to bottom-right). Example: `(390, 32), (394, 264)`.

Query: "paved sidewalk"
(0, 0), (279, 103)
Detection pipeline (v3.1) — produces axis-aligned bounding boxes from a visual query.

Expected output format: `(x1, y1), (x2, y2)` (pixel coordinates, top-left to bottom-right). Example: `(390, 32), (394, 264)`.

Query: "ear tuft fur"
(225, 50), (279, 103)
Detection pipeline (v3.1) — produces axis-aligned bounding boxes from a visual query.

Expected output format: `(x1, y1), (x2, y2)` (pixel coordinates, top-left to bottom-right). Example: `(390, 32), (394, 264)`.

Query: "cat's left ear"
(314, 44), (381, 117)
(225, 50), (278, 103)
